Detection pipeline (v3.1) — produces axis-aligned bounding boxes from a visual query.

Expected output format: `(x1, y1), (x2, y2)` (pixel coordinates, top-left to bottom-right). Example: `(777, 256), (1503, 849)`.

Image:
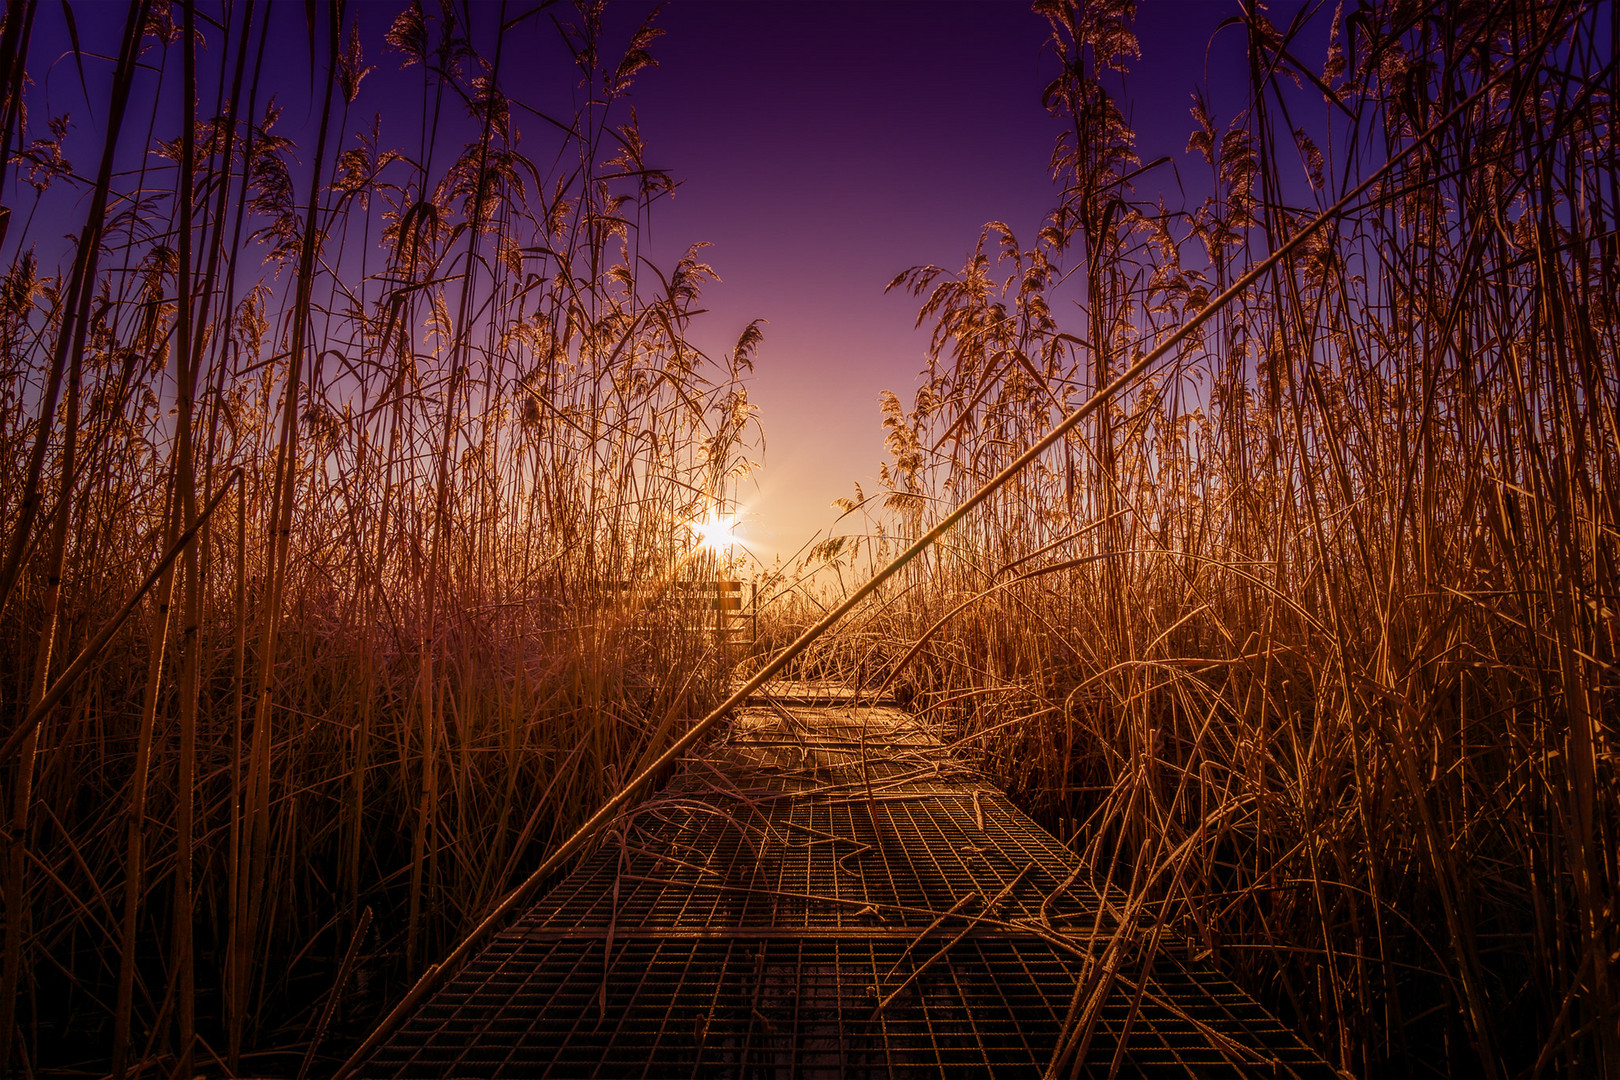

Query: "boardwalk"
(356, 688), (1334, 1078)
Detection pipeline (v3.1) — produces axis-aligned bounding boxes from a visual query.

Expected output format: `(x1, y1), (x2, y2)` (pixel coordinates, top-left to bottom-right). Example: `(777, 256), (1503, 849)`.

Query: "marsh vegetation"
(0, 1), (758, 1073)
(844, 2), (1618, 1075)
(0, 1), (1614, 1078)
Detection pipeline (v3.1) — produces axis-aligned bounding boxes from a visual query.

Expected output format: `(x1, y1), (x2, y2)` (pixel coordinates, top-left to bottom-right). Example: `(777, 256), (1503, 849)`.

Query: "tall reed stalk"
(0, 1), (757, 1073)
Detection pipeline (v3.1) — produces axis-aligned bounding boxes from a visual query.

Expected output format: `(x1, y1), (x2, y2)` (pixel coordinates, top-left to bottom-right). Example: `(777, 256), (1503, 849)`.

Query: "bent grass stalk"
(865, 2), (1616, 1075)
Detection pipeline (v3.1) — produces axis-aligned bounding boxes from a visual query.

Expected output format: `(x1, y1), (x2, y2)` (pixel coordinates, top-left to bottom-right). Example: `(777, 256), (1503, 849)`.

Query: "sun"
(691, 512), (739, 553)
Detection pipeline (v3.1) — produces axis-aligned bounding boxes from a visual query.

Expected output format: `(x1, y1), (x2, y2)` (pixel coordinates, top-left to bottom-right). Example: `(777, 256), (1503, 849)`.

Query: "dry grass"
(848, 1), (1619, 1076)
(0, 2), (759, 1074)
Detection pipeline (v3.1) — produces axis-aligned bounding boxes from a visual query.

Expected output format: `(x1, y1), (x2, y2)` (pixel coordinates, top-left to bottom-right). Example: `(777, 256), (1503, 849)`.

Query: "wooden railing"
(602, 579), (756, 646)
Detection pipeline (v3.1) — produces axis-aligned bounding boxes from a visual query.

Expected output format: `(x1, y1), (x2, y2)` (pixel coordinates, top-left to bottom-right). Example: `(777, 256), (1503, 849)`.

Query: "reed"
(867, 1), (1618, 1075)
(0, 1), (757, 1073)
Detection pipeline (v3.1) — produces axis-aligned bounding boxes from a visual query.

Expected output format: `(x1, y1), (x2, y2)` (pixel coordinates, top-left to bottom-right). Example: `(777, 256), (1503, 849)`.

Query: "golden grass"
(841, 1), (1619, 1075)
(0, 2), (758, 1074)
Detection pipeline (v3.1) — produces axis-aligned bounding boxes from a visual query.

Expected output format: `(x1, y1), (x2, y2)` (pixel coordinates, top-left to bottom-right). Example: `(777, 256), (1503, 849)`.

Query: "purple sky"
(13, 0), (1302, 570)
(626, 0), (1264, 565)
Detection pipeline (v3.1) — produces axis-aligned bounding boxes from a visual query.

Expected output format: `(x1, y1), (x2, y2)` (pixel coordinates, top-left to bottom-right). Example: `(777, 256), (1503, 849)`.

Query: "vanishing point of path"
(354, 685), (1336, 1078)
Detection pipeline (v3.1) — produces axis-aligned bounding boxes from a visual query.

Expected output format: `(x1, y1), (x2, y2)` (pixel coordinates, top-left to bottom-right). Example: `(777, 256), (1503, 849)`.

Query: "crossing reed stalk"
(853, 2), (1617, 1074)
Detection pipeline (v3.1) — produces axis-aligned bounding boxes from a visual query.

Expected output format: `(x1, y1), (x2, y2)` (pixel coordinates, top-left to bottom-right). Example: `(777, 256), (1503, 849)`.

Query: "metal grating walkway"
(358, 696), (1336, 1078)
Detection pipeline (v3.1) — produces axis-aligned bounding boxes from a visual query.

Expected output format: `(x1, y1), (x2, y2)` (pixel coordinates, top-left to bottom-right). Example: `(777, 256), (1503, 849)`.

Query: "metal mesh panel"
(360, 700), (1335, 1078)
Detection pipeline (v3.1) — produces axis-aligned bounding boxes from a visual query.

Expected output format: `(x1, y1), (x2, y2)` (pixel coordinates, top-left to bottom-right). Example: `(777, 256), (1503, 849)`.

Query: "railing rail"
(601, 579), (756, 646)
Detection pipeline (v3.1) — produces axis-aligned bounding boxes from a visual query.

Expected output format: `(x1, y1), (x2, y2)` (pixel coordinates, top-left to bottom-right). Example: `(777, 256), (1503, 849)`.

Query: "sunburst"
(690, 512), (739, 553)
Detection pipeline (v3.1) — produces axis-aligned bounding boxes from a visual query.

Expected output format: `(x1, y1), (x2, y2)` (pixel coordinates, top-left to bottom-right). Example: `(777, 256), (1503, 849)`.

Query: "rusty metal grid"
(358, 706), (1336, 1078)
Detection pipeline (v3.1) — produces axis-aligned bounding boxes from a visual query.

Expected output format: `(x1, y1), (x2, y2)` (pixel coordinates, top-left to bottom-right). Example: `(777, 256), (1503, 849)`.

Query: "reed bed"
(0, 2), (759, 1074)
(854, 0), (1618, 1076)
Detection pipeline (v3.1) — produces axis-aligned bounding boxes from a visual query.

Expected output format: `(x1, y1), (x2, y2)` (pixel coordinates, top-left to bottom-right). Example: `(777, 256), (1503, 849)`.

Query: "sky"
(12, 0), (1307, 571)
(620, 0), (1265, 566)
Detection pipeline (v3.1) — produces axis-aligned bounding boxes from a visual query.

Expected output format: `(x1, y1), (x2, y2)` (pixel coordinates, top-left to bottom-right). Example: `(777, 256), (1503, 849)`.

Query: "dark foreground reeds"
(836, 1), (1616, 1076)
(0, 2), (761, 1074)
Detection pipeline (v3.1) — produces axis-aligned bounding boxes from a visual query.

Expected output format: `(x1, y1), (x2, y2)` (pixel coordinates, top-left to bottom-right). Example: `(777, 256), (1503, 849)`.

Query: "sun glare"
(691, 512), (739, 553)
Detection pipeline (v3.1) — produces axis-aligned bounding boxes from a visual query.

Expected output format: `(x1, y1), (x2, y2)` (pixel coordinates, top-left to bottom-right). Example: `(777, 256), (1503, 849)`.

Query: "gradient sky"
(625, 0), (1265, 566)
(15, 0), (1301, 569)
